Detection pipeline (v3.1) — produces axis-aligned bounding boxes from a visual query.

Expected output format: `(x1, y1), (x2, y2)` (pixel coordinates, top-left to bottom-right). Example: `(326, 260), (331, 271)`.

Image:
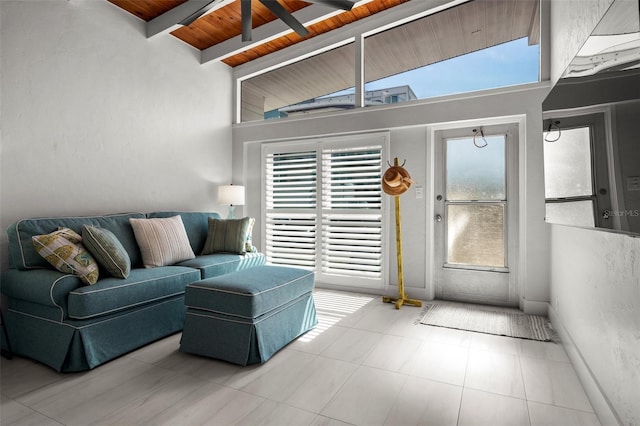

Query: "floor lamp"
(381, 158), (423, 310)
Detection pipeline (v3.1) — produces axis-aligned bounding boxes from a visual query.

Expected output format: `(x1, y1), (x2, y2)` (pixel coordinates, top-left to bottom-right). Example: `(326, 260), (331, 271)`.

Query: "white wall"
(547, 1), (639, 424)
(549, 0), (614, 83)
(234, 83), (550, 309)
(549, 226), (640, 426)
(0, 0), (233, 271)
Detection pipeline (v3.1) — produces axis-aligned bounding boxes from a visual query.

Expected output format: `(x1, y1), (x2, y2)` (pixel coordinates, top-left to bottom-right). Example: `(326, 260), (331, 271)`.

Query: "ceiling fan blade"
(259, 0), (310, 38)
(307, 0), (355, 11)
(241, 0), (253, 41)
(178, 0), (219, 26)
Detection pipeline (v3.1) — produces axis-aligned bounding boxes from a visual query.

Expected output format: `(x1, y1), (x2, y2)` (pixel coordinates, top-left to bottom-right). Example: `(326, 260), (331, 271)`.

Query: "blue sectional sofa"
(0, 211), (265, 372)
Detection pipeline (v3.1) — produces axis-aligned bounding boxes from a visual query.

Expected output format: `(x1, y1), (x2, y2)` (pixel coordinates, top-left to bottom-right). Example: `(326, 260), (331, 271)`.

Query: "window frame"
(233, 0), (542, 124)
(442, 132), (509, 272)
(542, 111), (612, 229)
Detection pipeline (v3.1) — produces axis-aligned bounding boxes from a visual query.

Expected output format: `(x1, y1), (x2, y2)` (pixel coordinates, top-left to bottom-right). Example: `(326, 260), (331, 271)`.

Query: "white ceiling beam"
(232, 0), (459, 77)
(146, 0), (234, 39)
(204, 0), (461, 65)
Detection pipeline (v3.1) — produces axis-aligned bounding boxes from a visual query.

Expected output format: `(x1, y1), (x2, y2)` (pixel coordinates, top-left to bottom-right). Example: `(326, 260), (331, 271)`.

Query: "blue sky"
(365, 37), (539, 98)
(325, 37), (539, 100)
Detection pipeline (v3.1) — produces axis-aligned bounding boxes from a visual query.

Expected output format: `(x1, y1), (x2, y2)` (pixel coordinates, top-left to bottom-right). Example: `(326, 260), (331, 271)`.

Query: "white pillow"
(129, 215), (195, 268)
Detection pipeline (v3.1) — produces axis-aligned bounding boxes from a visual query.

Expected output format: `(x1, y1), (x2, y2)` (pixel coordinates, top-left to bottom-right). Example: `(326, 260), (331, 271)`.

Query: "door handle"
(435, 214), (443, 222)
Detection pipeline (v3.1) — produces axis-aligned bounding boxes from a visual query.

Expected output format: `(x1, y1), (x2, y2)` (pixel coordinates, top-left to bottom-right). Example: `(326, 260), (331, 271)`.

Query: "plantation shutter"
(263, 134), (387, 289)
(265, 150), (317, 269)
(320, 146), (384, 283)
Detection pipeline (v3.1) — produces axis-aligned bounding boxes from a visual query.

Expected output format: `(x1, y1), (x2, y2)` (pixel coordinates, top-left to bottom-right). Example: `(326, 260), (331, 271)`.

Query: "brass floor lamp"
(382, 158), (423, 309)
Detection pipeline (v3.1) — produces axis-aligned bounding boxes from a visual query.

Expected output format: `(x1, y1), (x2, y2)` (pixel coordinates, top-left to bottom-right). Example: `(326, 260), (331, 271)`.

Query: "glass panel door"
(445, 135), (506, 270)
(434, 124), (518, 306)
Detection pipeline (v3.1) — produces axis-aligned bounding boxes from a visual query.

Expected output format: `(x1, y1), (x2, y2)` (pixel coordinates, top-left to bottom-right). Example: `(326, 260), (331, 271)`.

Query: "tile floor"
(1, 289), (601, 426)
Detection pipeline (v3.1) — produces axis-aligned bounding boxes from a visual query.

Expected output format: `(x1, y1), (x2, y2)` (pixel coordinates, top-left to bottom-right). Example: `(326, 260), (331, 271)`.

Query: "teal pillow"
(201, 217), (251, 255)
(82, 225), (131, 279)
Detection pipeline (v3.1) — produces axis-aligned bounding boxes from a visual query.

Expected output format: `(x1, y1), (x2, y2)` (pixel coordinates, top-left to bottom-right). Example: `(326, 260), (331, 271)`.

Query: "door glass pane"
(446, 136), (505, 200)
(545, 201), (595, 228)
(543, 127), (593, 198)
(447, 204), (505, 268)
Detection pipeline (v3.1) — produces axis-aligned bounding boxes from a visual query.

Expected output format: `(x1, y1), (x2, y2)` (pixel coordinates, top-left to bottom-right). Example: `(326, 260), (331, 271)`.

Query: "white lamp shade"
(218, 185), (245, 206)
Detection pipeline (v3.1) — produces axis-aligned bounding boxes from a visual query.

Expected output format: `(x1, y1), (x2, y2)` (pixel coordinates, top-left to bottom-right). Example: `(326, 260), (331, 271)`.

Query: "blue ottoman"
(179, 265), (317, 365)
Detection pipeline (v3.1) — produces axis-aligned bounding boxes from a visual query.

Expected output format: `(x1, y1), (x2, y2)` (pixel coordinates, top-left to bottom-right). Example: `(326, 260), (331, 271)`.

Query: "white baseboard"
(520, 298), (549, 315)
(548, 305), (622, 426)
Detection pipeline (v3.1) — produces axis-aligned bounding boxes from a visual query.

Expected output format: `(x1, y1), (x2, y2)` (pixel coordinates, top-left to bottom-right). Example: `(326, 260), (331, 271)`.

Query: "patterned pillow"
(129, 215), (195, 268)
(82, 225), (131, 279)
(201, 217), (252, 255)
(32, 228), (99, 285)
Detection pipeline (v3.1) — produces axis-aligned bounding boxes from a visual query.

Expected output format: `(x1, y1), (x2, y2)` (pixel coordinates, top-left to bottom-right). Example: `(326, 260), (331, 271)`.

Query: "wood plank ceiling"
(108, 0), (410, 67)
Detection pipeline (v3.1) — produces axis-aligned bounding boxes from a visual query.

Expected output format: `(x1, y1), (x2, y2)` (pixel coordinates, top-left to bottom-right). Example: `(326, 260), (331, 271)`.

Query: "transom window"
(239, 0), (540, 122)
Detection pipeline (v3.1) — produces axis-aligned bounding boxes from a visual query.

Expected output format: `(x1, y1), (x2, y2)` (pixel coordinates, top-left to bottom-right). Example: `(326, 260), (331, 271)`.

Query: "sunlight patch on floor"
(297, 290), (375, 343)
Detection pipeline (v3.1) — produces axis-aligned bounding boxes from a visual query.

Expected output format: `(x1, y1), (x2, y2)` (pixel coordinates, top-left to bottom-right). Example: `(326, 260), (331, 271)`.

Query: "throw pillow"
(56, 227), (83, 244)
(129, 215), (195, 268)
(82, 225), (131, 279)
(32, 228), (100, 285)
(201, 217), (251, 255)
(245, 217), (256, 253)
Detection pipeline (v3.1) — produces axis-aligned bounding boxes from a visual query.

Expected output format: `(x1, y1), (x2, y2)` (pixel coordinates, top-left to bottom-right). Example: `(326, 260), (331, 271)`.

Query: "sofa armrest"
(1, 269), (82, 310)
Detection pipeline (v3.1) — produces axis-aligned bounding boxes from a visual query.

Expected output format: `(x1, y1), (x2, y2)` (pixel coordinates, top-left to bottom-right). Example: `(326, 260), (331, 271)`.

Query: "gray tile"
(400, 340), (469, 386)
(279, 356), (358, 413)
(320, 327), (381, 364)
(384, 376), (462, 426)
(458, 388), (530, 426)
(236, 399), (318, 426)
(321, 366), (407, 425)
(517, 339), (570, 363)
(144, 381), (265, 425)
(528, 401), (601, 426)
(363, 334), (422, 372)
(464, 349), (526, 398)
(520, 357), (594, 412)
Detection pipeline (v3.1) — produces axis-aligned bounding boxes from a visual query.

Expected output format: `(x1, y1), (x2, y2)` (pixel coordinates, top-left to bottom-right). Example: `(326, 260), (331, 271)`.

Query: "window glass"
(545, 201), (595, 228)
(543, 127), (593, 198)
(364, 0), (540, 105)
(241, 43), (355, 122)
(447, 204), (505, 268)
(446, 136), (505, 201)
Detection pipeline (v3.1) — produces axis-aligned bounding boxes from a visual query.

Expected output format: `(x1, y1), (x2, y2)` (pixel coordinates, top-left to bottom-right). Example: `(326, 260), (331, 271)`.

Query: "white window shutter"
(264, 137), (387, 289)
(320, 147), (383, 282)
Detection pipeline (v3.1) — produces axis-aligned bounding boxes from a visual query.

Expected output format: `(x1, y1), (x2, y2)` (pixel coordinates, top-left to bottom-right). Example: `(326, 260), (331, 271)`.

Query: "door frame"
(426, 116), (523, 306)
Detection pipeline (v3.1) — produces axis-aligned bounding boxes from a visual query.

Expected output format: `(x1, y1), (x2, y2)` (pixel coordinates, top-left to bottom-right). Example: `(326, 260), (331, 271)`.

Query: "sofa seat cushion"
(184, 265), (315, 319)
(67, 266), (200, 320)
(177, 252), (266, 279)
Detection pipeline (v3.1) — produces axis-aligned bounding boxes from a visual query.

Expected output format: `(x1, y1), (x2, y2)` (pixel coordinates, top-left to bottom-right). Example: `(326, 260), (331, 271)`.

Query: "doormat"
(418, 303), (556, 341)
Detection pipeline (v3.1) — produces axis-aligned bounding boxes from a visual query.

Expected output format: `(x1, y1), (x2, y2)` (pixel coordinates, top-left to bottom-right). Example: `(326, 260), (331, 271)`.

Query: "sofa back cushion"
(146, 211), (221, 255)
(7, 213), (145, 270)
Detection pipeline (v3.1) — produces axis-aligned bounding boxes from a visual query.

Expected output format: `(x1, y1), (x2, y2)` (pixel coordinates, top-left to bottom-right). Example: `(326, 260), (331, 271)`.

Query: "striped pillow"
(201, 217), (251, 255)
(129, 215), (195, 268)
(82, 225), (131, 278)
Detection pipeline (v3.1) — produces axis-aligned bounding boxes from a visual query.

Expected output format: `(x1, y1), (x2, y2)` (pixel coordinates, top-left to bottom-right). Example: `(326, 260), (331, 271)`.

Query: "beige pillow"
(129, 215), (195, 268)
(32, 228), (99, 285)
